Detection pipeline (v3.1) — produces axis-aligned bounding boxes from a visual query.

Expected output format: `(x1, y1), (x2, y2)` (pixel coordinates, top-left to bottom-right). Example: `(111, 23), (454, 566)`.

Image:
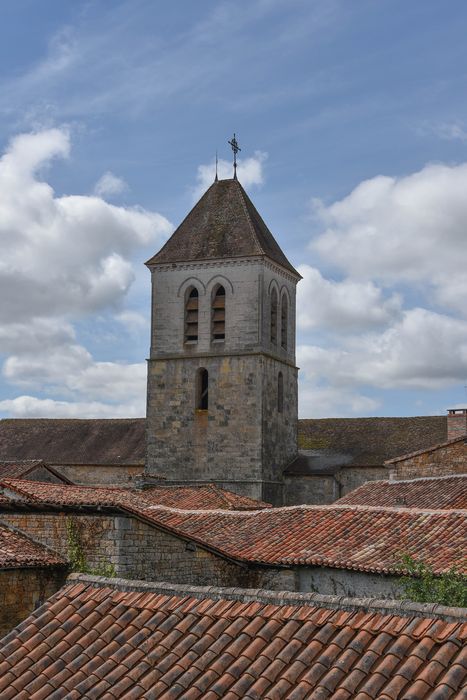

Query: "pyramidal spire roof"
(146, 178), (299, 276)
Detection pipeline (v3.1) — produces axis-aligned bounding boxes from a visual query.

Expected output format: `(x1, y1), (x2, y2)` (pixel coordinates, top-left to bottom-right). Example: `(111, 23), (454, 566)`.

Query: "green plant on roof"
(297, 436), (332, 450)
(398, 553), (467, 608)
(66, 517), (116, 578)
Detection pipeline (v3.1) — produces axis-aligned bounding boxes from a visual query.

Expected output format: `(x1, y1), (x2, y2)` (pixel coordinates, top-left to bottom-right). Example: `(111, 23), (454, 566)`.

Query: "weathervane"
(228, 133), (241, 180)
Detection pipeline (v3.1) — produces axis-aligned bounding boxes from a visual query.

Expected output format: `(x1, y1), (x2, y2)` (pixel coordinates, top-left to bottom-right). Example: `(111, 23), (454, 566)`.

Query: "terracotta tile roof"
(336, 475), (467, 510)
(146, 178), (300, 276)
(0, 459), (72, 483)
(0, 459), (44, 479)
(0, 418), (146, 465)
(0, 479), (270, 512)
(139, 484), (271, 510)
(1, 479), (464, 575)
(142, 503), (467, 575)
(293, 416), (447, 471)
(0, 522), (66, 569)
(0, 575), (465, 699)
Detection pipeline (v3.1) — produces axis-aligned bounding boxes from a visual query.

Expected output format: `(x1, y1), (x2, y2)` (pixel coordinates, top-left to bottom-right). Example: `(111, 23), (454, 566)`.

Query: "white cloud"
(430, 121), (467, 143)
(297, 264), (402, 331)
(311, 161), (467, 316)
(298, 308), (467, 391)
(2, 332), (146, 402)
(116, 310), (149, 332)
(0, 128), (172, 323)
(0, 395), (144, 419)
(298, 382), (380, 418)
(94, 171), (128, 198)
(193, 151), (267, 200)
(0, 127), (167, 418)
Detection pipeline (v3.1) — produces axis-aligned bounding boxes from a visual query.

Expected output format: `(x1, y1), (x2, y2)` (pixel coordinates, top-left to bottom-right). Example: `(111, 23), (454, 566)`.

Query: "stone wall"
(55, 464), (142, 486)
(24, 465), (66, 484)
(0, 567), (67, 637)
(0, 512), (292, 590)
(284, 466), (388, 505)
(297, 566), (402, 599)
(389, 440), (467, 480)
(146, 258), (299, 506)
(147, 352), (296, 504)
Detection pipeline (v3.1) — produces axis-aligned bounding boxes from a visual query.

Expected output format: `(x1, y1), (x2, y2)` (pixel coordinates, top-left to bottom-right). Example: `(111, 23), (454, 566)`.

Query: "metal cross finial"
(228, 133), (241, 180)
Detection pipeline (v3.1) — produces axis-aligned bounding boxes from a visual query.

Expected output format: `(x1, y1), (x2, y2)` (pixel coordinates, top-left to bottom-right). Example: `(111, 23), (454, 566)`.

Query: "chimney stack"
(447, 408), (467, 441)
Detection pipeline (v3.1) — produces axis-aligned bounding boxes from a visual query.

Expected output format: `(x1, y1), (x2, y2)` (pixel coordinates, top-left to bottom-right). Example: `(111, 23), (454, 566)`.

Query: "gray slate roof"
(146, 178), (299, 276)
(0, 416), (448, 473)
(0, 419), (145, 466)
(286, 416), (448, 475)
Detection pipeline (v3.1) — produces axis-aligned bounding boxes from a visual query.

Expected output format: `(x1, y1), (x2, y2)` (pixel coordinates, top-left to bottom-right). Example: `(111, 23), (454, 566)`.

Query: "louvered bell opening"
(212, 321), (225, 340)
(212, 287), (226, 341)
(185, 309), (198, 342)
(186, 298), (199, 310)
(212, 296), (225, 309)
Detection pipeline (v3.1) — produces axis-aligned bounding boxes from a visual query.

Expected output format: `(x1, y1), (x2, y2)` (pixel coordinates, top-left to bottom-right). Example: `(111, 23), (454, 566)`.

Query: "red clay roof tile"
(336, 475), (467, 510)
(2, 478), (465, 575)
(0, 576), (466, 699)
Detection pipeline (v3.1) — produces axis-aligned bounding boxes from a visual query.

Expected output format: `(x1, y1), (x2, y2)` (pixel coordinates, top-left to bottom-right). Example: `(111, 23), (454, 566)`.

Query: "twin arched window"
(185, 284), (227, 344)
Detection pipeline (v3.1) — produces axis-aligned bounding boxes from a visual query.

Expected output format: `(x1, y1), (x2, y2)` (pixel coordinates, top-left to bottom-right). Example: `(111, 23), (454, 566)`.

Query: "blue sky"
(1, 0), (467, 418)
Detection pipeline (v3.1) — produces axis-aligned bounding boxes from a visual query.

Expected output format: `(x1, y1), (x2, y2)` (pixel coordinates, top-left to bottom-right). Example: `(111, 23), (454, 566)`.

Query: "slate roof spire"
(146, 178), (300, 276)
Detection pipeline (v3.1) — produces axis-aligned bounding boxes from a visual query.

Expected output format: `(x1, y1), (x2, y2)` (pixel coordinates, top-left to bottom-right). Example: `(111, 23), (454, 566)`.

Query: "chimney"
(447, 408), (467, 441)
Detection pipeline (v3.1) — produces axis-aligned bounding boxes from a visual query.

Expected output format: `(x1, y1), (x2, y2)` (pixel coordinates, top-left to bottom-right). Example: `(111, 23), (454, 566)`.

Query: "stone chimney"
(447, 408), (467, 441)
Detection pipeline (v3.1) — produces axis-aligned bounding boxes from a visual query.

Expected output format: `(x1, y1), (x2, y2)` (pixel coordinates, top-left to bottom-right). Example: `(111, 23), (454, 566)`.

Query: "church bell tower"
(145, 174), (300, 505)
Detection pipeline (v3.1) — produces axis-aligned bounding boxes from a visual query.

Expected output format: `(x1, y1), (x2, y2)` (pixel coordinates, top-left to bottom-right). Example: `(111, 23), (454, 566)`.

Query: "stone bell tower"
(145, 177), (300, 505)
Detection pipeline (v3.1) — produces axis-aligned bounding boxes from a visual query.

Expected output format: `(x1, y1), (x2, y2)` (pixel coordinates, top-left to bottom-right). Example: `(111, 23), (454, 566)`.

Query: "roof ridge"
(235, 180), (265, 257)
(66, 573), (467, 621)
(386, 434), (466, 463)
(387, 474), (467, 484)
(145, 502), (467, 516)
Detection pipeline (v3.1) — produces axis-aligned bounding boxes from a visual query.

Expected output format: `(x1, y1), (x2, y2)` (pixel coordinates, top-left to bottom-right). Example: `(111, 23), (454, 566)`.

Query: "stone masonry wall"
(298, 566), (403, 599)
(0, 512), (293, 590)
(146, 259), (299, 506)
(55, 464), (142, 486)
(24, 466), (66, 484)
(147, 354), (264, 502)
(0, 567), (67, 637)
(284, 467), (388, 506)
(390, 440), (467, 480)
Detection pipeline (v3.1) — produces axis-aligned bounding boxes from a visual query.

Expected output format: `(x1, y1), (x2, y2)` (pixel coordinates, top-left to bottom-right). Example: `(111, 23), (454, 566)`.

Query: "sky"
(1, 0), (467, 420)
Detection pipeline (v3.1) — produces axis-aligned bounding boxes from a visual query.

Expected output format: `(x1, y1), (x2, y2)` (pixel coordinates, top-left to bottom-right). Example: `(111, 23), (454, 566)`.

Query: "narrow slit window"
(278, 372), (284, 413)
(281, 295), (288, 350)
(212, 285), (226, 341)
(185, 288), (199, 342)
(196, 368), (209, 410)
(270, 288), (278, 345)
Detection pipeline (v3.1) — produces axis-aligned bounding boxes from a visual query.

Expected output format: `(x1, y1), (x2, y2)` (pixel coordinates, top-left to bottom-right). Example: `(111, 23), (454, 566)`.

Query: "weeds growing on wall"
(398, 554), (467, 607)
(66, 517), (116, 578)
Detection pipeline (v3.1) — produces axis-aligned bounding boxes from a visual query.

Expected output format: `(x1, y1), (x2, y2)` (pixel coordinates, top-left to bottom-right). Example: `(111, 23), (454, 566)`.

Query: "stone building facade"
(387, 435), (467, 480)
(0, 510), (406, 598)
(145, 178), (301, 505)
(0, 567), (67, 637)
